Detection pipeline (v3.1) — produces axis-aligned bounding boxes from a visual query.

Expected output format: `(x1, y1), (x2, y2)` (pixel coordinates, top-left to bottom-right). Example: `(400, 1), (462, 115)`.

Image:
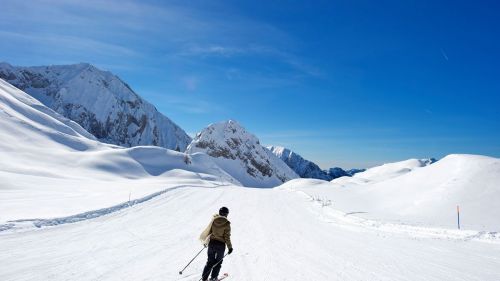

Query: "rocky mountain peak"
(187, 120), (298, 187)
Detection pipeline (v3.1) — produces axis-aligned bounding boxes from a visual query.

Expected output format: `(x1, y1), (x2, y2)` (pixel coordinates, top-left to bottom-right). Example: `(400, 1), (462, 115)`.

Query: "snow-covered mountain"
(345, 168), (366, 176)
(327, 167), (349, 178)
(186, 121), (299, 187)
(0, 78), (238, 221)
(267, 145), (355, 180)
(267, 145), (331, 180)
(0, 62), (191, 151)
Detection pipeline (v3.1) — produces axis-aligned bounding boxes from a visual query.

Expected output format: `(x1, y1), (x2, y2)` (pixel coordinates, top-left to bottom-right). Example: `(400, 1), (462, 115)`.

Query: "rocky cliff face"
(186, 120), (299, 187)
(327, 167), (349, 179)
(267, 145), (365, 180)
(267, 146), (332, 180)
(0, 62), (191, 151)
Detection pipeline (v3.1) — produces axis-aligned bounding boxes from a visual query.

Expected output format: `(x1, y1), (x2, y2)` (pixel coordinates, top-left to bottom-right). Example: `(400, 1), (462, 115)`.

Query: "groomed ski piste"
(1, 78), (500, 281)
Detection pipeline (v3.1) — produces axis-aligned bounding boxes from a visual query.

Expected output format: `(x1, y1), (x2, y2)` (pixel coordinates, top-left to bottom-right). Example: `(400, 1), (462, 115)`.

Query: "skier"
(199, 206), (233, 281)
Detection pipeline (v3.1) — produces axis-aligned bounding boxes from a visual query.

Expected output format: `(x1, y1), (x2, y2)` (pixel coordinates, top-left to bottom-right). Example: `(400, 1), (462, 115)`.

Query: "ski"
(217, 273), (229, 280)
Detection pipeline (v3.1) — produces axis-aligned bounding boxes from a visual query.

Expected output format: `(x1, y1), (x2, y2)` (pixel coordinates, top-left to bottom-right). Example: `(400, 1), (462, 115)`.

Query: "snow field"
(1, 185), (499, 281)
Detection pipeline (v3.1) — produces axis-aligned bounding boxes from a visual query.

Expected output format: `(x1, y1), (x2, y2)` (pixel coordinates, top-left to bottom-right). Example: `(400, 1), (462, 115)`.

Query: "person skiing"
(199, 206), (233, 281)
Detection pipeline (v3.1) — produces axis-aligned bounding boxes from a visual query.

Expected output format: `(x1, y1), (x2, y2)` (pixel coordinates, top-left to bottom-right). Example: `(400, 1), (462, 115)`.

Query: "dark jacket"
(210, 215), (232, 249)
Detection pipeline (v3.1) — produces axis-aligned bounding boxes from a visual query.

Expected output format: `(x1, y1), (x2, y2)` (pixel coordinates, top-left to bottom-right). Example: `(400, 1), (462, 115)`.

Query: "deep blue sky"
(1, 0), (499, 168)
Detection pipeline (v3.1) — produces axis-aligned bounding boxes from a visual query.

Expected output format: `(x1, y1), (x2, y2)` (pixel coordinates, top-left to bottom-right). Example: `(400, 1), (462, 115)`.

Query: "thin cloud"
(258, 130), (321, 140)
(181, 76), (199, 92)
(180, 45), (245, 57)
(258, 127), (398, 141)
(440, 48), (449, 61)
(164, 98), (222, 114)
(1, 0), (323, 89)
(177, 44), (322, 77)
(143, 91), (223, 115)
(0, 31), (138, 58)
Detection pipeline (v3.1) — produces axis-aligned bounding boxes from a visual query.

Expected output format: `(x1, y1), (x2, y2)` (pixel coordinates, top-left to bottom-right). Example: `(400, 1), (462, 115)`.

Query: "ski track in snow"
(0, 184), (226, 233)
(1, 185), (500, 281)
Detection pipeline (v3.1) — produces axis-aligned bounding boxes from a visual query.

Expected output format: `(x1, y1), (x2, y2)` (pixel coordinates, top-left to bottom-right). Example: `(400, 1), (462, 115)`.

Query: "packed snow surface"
(1, 185), (500, 281)
(1, 79), (500, 280)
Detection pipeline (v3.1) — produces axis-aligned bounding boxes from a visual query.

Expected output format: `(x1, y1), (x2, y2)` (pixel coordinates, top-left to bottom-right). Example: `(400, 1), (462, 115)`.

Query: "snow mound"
(361, 154), (500, 229)
(186, 120), (299, 187)
(333, 158), (435, 185)
(278, 178), (331, 189)
(295, 154), (500, 230)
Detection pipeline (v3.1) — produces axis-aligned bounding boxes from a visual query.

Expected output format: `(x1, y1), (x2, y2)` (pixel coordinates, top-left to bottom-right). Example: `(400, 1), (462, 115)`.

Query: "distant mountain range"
(0, 62), (192, 151)
(267, 145), (364, 181)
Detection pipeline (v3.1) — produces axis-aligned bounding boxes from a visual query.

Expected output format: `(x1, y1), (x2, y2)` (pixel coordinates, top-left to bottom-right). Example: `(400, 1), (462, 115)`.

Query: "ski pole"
(179, 245), (207, 275)
(198, 253), (228, 281)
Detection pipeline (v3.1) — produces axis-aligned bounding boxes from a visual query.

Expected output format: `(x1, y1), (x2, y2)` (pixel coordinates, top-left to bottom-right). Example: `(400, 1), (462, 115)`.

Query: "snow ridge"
(0, 62), (192, 151)
(347, 158), (437, 183)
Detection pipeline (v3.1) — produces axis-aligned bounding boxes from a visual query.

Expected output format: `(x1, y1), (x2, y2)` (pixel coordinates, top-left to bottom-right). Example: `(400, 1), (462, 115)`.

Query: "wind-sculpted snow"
(332, 157), (436, 185)
(187, 120), (298, 187)
(0, 62), (191, 151)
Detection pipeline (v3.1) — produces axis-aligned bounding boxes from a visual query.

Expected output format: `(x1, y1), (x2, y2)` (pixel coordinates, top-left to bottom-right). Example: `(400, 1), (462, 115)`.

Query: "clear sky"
(1, 0), (499, 169)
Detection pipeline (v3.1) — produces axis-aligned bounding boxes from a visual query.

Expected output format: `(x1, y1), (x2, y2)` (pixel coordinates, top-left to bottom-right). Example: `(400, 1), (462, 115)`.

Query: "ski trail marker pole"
(179, 246), (206, 275)
(457, 205), (460, 230)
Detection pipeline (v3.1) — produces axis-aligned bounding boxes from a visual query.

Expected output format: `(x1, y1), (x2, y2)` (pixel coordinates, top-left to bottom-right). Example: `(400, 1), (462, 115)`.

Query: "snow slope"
(333, 158), (435, 185)
(1, 185), (499, 281)
(187, 120), (298, 187)
(287, 155), (500, 230)
(0, 62), (192, 151)
(0, 78), (238, 222)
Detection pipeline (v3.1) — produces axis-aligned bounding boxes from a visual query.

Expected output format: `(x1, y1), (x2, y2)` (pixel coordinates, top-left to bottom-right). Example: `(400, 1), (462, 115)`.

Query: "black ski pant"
(202, 239), (226, 280)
